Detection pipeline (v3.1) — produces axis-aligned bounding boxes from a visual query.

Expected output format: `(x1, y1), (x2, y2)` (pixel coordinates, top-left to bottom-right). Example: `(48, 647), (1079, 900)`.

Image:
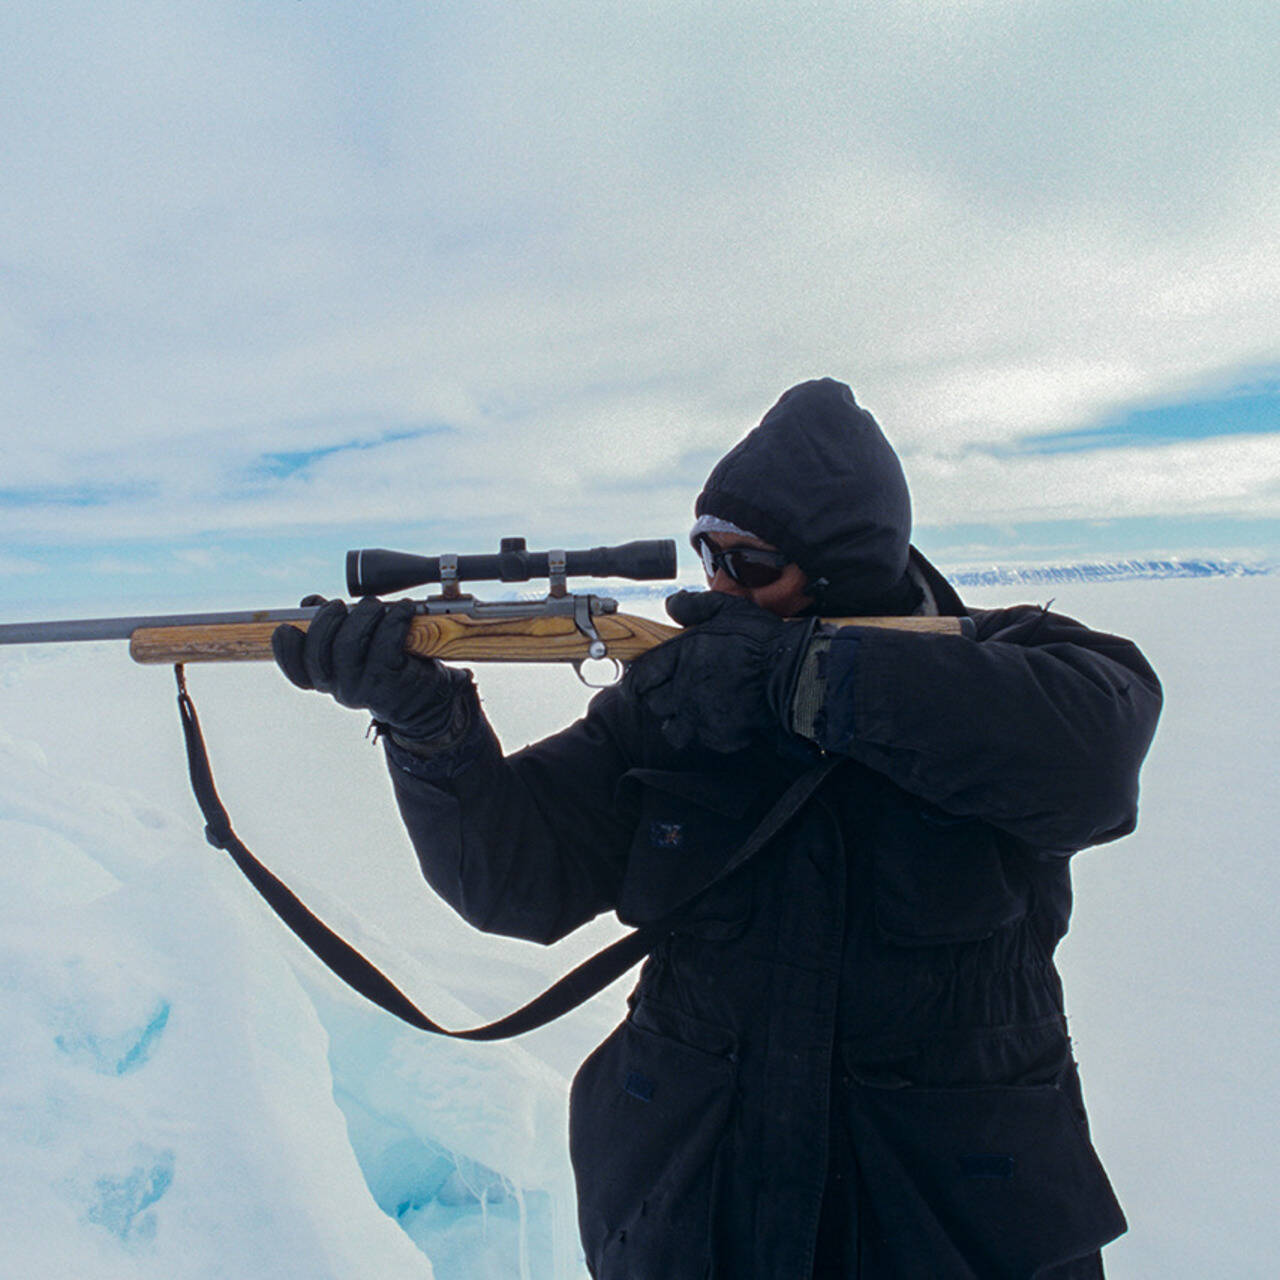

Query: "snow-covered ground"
(1, 573), (1276, 1278)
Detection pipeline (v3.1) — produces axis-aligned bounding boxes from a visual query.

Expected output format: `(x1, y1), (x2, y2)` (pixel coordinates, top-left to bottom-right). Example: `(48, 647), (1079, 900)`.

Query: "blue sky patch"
(1020, 376), (1280, 453)
(252, 426), (452, 480)
(0, 482), (153, 509)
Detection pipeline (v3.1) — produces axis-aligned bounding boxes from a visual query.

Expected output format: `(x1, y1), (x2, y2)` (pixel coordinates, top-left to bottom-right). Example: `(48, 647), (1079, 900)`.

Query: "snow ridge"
(945, 558), (1272, 587)
(555, 556), (1274, 605)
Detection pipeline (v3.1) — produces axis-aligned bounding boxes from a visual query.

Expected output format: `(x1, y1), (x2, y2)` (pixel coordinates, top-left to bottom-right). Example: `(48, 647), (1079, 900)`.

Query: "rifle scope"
(346, 537), (677, 597)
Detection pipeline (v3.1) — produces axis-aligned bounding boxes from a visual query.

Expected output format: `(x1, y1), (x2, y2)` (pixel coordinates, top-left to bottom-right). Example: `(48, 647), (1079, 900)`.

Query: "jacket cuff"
(380, 682), (489, 781)
(790, 633), (833, 740)
(808, 630), (863, 750)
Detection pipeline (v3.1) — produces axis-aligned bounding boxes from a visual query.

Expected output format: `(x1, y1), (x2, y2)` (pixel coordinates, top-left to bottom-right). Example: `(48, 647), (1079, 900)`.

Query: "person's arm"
(803, 605), (1163, 851)
(385, 682), (640, 944)
(273, 596), (641, 944)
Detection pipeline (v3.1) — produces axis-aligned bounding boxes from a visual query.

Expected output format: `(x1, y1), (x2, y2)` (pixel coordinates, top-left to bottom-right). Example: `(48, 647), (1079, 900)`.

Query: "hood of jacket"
(694, 378), (961, 615)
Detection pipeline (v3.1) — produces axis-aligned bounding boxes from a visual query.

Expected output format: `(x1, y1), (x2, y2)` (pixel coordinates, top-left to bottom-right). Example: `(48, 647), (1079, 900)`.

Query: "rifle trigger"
(572, 594), (608, 661)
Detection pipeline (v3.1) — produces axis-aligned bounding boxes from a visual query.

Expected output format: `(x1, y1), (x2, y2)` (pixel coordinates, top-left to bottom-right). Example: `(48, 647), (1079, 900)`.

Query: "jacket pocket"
(615, 769), (765, 938)
(845, 1015), (1072, 1091)
(569, 999), (737, 1279)
(870, 801), (1030, 945)
(846, 1067), (1126, 1279)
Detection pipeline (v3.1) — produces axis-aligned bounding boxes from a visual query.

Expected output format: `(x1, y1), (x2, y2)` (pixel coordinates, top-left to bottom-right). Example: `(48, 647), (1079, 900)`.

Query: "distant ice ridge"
(944, 558), (1272, 588)
(565, 556), (1274, 604)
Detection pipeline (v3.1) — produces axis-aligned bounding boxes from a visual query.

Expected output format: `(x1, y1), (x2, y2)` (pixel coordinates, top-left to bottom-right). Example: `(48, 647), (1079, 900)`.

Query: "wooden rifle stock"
(127, 611), (968, 665)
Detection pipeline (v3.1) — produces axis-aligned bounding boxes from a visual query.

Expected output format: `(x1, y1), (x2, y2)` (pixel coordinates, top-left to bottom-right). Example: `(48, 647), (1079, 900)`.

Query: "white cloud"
(0, 553), (42, 577)
(1, 1), (1277, 561)
(908, 433), (1280, 525)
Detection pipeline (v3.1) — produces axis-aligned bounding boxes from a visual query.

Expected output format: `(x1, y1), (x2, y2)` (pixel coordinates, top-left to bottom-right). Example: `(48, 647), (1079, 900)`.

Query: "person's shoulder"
(967, 603), (1047, 641)
(969, 603), (1118, 646)
(969, 605), (1160, 688)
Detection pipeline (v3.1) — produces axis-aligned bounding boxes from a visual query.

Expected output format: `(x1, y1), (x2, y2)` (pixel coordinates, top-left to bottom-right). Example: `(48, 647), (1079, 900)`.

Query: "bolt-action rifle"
(0, 536), (968, 678)
(0, 534), (971, 1040)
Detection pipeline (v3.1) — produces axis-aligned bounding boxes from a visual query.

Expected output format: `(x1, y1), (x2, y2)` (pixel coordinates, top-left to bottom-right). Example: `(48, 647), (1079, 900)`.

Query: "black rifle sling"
(174, 664), (839, 1040)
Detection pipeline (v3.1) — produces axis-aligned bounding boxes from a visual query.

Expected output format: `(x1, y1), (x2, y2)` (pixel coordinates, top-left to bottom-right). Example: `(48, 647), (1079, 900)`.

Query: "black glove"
(272, 597), (469, 742)
(624, 590), (818, 754)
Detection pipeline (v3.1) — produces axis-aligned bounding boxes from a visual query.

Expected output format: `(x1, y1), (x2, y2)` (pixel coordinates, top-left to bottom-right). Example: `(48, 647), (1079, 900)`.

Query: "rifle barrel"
(0, 608), (318, 647)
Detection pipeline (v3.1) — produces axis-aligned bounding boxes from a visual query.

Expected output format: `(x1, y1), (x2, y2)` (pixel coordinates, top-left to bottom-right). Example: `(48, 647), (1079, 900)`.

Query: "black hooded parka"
(384, 381), (1162, 1279)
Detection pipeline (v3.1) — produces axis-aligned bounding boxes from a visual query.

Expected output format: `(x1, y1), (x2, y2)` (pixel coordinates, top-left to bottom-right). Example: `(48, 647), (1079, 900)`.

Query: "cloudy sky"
(2, 0), (1277, 614)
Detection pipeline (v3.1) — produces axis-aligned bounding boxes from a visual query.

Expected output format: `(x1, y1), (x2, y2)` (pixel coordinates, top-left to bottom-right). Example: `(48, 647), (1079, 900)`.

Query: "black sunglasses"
(696, 536), (792, 589)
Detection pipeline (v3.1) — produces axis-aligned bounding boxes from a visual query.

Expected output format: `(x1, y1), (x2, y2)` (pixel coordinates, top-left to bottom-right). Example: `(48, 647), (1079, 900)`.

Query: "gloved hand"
(624, 590), (818, 753)
(272, 597), (470, 742)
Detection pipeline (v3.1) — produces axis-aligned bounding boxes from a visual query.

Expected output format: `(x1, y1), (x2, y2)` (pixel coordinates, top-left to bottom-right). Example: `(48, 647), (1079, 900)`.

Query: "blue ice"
(85, 1149), (176, 1242)
(55, 998), (171, 1075)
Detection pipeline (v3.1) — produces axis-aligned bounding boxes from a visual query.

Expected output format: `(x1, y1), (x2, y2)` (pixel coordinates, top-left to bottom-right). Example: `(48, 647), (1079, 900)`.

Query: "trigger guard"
(573, 656), (624, 688)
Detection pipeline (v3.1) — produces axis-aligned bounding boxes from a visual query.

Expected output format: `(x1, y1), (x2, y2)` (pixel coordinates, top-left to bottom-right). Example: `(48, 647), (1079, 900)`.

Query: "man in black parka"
(274, 379), (1162, 1279)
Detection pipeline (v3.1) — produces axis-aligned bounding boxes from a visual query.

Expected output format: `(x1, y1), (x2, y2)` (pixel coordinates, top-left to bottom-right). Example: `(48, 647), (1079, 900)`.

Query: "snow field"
(0, 574), (1276, 1277)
